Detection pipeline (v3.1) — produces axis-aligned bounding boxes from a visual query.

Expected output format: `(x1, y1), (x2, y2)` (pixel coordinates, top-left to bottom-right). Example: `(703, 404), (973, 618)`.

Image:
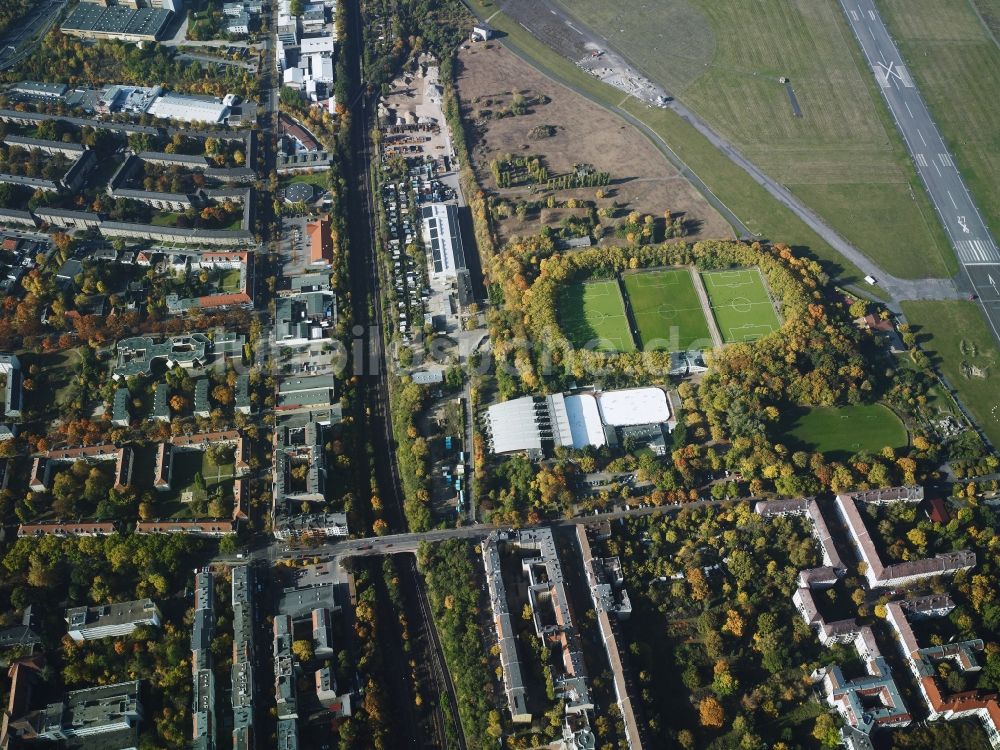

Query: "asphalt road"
(0, 0), (67, 71)
(839, 0), (1000, 343)
(242, 497), (726, 566)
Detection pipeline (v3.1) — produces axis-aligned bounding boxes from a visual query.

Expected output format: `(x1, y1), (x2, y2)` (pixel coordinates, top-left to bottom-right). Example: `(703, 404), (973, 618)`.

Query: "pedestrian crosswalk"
(956, 239), (1000, 264)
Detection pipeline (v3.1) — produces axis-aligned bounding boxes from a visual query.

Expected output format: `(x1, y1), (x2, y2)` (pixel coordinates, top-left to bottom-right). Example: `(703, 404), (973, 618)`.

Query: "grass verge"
(900, 300), (1000, 448)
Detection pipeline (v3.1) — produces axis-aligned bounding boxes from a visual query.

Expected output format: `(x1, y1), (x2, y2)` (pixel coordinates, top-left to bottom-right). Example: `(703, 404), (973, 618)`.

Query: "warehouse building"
(421, 202), (466, 282)
(484, 387), (675, 458)
(147, 94), (232, 124)
(61, 3), (172, 42)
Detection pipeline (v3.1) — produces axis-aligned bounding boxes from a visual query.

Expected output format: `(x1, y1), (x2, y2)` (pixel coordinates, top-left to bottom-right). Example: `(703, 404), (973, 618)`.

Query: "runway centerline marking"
(948, 191), (958, 209)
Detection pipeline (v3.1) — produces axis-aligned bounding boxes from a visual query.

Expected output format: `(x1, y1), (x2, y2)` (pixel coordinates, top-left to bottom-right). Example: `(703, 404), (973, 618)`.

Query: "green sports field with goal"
(701, 268), (781, 344)
(622, 268), (713, 351)
(558, 279), (636, 352)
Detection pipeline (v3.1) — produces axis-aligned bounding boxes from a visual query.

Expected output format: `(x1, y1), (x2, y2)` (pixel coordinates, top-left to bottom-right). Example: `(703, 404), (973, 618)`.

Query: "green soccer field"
(782, 404), (908, 459)
(622, 268), (713, 352)
(701, 269), (781, 344)
(559, 279), (636, 352)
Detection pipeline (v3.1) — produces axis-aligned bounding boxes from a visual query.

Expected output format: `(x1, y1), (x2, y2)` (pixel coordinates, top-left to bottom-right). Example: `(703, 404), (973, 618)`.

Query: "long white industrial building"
(484, 387), (673, 457)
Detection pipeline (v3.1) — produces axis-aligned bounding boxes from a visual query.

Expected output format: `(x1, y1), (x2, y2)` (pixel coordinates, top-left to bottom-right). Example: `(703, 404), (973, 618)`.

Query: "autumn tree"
(699, 696), (725, 728)
(722, 609), (744, 638)
(292, 639), (313, 663)
(813, 713), (841, 747)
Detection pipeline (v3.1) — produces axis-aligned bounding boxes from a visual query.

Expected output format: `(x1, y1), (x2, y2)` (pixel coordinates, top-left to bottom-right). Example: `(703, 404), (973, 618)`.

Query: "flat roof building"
(194, 378), (210, 418)
(11, 81), (68, 99)
(232, 565), (254, 750)
(0, 353), (23, 420)
(596, 387), (670, 427)
(277, 718), (299, 750)
(112, 387), (131, 427)
(273, 614), (298, 720)
(65, 599), (161, 642)
(147, 94), (230, 124)
(151, 382), (170, 422)
(61, 4), (172, 42)
(113, 333), (211, 378)
(192, 569), (215, 750)
(485, 388), (674, 457)
(32, 681), (142, 743)
(421, 203), (466, 281)
(273, 512), (348, 540)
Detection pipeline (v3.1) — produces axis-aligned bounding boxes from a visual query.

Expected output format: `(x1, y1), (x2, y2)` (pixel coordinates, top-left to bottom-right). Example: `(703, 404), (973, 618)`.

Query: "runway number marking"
(957, 215), (969, 233)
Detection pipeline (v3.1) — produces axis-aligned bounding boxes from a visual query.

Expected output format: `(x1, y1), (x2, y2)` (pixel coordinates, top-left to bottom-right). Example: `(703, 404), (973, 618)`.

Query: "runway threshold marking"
(957, 240), (1000, 263)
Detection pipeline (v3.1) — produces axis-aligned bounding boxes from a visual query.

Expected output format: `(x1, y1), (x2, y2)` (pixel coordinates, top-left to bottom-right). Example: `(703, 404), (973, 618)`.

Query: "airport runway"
(839, 0), (1000, 343)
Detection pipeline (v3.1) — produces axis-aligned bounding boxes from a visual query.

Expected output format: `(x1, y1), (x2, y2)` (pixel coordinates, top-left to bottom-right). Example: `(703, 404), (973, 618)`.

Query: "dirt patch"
(455, 42), (733, 244)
